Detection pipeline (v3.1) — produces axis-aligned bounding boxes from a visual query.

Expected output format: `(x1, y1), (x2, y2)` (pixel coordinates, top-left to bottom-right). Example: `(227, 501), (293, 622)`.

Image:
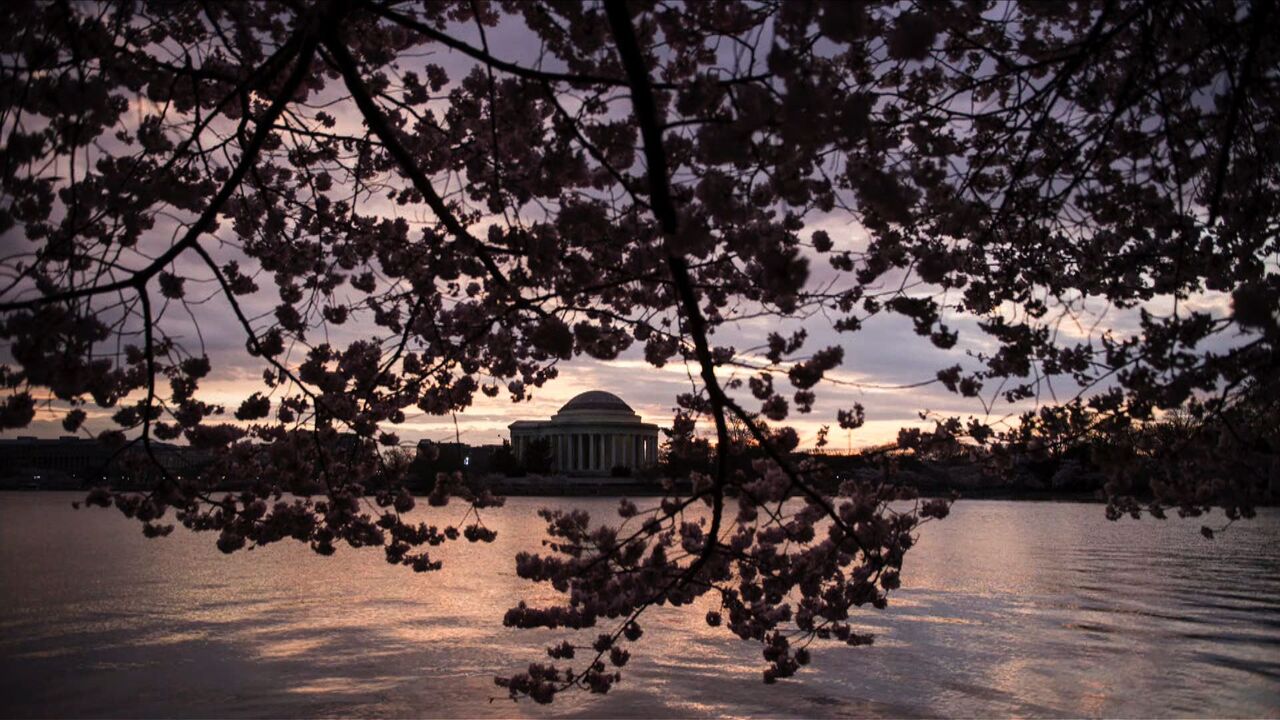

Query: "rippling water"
(1, 493), (1277, 718)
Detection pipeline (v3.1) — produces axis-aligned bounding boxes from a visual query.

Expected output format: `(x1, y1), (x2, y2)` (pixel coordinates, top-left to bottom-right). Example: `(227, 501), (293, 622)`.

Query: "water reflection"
(1, 494), (1277, 718)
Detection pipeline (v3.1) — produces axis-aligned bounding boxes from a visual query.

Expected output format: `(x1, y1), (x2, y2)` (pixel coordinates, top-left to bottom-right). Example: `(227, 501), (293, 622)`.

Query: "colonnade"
(513, 431), (658, 472)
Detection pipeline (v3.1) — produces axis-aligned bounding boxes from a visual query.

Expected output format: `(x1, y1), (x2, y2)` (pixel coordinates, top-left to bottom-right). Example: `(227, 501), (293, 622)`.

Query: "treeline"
(661, 390), (1279, 509)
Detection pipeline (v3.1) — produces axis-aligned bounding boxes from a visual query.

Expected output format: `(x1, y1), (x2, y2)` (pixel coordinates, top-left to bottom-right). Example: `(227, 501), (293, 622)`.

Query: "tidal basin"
(1, 494), (1277, 718)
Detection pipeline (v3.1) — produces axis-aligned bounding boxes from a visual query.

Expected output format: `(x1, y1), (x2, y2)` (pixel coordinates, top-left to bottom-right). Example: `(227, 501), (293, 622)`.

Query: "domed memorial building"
(508, 391), (661, 475)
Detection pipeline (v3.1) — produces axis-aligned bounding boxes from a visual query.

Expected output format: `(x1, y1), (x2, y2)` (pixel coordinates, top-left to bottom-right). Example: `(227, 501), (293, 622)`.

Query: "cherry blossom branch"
(0, 35), (318, 312)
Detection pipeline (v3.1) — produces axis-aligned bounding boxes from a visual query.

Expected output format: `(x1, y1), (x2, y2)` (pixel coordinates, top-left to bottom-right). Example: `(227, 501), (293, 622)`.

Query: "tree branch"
(0, 34), (319, 312)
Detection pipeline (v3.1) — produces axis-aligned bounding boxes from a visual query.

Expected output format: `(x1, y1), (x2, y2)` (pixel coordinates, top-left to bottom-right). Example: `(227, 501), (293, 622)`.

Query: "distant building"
(0, 436), (207, 489)
(508, 391), (660, 476)
(465, 444), (504, 474)
(412, 440), (503, 475)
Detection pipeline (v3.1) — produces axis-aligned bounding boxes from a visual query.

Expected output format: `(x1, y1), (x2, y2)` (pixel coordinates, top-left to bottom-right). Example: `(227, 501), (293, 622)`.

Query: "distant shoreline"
(0, 486), (1107, 502)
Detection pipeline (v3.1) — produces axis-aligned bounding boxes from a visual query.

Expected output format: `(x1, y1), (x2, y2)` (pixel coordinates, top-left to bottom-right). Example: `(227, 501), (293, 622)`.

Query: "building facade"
(0, 436), (208, 489)
(508, 391), (660, 475)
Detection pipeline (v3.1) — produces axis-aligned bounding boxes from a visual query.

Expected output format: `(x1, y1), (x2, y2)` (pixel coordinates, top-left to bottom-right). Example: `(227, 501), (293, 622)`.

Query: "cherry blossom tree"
(1, 0), (1276, 702)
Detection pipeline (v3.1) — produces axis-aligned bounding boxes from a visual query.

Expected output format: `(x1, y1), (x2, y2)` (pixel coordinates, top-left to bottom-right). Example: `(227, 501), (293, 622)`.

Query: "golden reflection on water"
(286, 676), (408, 695)
(252, 635), (328, 660)
(1076, 674), (1115, 719)
(0, 494), (1277, 718)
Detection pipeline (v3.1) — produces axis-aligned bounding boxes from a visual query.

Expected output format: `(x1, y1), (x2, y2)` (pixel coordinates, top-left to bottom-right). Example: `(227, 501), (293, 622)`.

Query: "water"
(0, 494), (1277, 718)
